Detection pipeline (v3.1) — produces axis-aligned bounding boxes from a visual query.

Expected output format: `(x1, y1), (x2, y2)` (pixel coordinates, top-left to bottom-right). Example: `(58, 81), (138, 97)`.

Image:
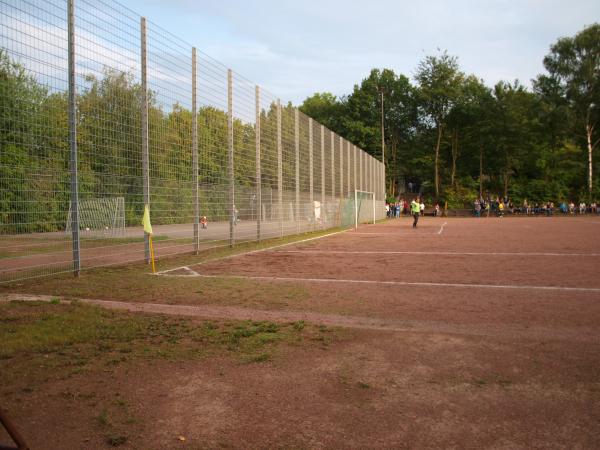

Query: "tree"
(445, 75), (491, 190)
(542, 23), (600, 198)
(414, 51), (464, 196)
(299, 92), (342, 132)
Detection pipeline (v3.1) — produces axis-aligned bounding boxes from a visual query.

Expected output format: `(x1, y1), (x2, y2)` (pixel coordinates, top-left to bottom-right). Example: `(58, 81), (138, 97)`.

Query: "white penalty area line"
(438, 221), (448, 235)
(271, 250), (600, 257)
(155, 228), (350, 275)
(162, 273), (600, 293)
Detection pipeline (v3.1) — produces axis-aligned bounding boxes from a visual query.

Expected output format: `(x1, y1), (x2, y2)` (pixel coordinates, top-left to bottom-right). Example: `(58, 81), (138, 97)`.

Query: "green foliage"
(298, 24), (600, 204)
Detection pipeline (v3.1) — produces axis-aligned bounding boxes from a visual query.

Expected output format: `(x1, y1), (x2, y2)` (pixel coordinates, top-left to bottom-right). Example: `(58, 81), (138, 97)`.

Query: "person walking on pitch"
(411, 197), (420, 228)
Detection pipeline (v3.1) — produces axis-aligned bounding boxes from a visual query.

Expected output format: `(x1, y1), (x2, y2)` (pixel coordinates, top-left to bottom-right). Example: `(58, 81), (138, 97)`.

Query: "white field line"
(155, 229), (350, 275)
(350, 232), (441, 236)
(437, 222), (448, 235)
(181, 266), (200, 276)
(271, 250), (600, 257)
(158, 272), (600, 293)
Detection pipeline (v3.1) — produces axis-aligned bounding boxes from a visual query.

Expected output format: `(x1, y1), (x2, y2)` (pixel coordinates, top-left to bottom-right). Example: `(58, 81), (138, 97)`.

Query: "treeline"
(300, 24), (600, 206)
(0, 49), (318, 232)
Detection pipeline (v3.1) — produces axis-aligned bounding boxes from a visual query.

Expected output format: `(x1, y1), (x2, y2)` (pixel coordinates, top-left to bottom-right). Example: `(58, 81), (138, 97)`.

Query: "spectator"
(419, 200), (425, 216)
(200, 216), (208, 229)
(579, 202), (586, 214)
(560, 202), (568, 214)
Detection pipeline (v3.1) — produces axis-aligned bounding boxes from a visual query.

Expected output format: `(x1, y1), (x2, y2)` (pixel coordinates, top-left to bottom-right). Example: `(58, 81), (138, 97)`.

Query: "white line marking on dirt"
(155, 229), (350, 275)
(437, 222), (448, 235)
(181, 266), (200, 276)
(270, 250), (600, 257)
(350, 232), (440, 236)
(159, 273), (600, 293)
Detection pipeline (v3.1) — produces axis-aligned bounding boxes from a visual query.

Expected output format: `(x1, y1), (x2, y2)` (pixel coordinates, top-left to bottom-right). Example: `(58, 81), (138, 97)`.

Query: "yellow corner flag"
(142, 204), (153, 235)
(142, 204), (156, 273)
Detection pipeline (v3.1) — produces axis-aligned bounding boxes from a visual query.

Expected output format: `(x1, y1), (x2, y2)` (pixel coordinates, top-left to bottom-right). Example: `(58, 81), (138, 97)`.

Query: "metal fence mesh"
(0, 0), (385, 283)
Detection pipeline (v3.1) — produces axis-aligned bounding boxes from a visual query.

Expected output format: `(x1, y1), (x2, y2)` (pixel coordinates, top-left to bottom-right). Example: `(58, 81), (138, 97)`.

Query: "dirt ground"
(1, 216), (600, 449)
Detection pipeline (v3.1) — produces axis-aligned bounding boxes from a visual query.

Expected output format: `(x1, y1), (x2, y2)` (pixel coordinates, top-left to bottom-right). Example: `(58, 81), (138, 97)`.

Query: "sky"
(124, 0), (599, 105)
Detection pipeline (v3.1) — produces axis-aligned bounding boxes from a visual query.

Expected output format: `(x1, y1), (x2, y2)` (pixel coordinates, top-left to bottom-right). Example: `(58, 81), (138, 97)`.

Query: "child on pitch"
(411, 197), (420, 228)
(200, 216), (208, 229)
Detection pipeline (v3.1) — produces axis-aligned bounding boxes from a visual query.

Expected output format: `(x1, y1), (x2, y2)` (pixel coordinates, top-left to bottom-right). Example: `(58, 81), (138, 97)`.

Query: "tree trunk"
(503, 168), (509, 199)
(450, 129), (458, 188)
(434, 125), (443, 197)
(587, 122), (593, 198)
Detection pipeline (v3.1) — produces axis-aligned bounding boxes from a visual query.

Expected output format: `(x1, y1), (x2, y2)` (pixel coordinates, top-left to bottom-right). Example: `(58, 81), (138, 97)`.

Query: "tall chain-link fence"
(0, 0), (385, 283)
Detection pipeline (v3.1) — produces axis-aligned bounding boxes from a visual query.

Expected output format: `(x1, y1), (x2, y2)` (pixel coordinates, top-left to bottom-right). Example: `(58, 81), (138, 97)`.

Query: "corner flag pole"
(142, 204), (156, 273)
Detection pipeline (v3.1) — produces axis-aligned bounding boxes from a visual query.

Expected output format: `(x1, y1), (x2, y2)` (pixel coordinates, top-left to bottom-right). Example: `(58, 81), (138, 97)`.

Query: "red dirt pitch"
(158, 216), (600, 447)
(3, 216), (600, 449)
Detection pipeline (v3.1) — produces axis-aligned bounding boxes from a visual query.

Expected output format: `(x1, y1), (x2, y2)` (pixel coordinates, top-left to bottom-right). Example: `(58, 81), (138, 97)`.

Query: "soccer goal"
(66, 197), (126, 237)
(354, 190), (376, 228)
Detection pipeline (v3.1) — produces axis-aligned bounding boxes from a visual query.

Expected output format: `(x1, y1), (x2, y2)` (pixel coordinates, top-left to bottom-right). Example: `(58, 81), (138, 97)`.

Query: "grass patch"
(107, 435), (128, 447)
(0, 301), (343, 390)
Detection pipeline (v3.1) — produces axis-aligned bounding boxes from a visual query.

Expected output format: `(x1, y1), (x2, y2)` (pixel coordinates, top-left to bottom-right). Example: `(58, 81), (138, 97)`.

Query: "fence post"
(359, 150), (363, 192)
(382, 160), (385, 204)
(192, 47), (199, 254)
(141, 17), (150, 263)
(228, 69), (234, 247)
(277, 99), (283, 237)
(321, 125), (325, 220)
(256, 86), (261, 241)
(67, 0), (80, 276)
(353, 145), (357, 197)
(346, 141), (350, 195)
(295, 109), (299, 233)
(371, 156), (374, 197)
(339, 136), (343, 198)
(372, 158), (376, 223)
(309, 118), (314, 229)
(331, 132), (335, 201)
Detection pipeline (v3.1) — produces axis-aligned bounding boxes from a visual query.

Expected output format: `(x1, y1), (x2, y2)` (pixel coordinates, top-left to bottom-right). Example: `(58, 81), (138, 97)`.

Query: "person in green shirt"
(410, 197), (420, 228)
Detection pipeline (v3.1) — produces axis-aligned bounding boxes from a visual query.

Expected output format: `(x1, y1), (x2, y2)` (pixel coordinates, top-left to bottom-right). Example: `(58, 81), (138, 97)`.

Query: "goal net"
(66, 197), (126, 237)
(353, 190), (375, 228)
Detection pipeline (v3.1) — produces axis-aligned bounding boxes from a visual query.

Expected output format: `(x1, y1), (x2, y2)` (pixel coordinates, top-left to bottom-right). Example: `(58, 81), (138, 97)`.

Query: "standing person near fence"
(411, 197), (420, 228)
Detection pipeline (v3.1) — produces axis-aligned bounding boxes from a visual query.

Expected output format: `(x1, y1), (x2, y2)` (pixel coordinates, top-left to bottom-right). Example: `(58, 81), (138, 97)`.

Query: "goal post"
(354, 190), (375, 229)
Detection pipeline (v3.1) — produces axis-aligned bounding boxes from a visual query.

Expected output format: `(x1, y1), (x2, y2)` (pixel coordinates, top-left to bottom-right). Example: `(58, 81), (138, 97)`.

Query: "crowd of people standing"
(386, 198), (441, 219)
(473, 197), (599, 217)
(385, 195), (599, 220)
